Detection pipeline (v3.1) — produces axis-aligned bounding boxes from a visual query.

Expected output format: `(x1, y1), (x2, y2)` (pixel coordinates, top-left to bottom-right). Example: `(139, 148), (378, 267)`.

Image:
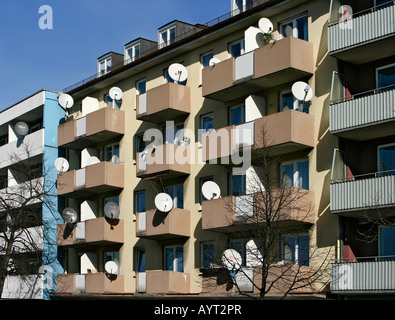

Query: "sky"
(0, 0), (230, 111)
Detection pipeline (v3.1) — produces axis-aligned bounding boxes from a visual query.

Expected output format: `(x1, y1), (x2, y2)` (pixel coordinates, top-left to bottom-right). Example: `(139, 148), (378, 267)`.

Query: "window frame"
(229, 172), (247, 196)
(135, 190), (146, 213)
(135, 133), (145, 153)
(98, 56), (112, 75)
(377, 142), (395, 175)
(228, 39), (245, 58)
(200, 241), (215, 269)
(279, 14), (308, 41)
(125, 43), (140, 63)
(160, 26), (176, 48)
(164, 184), (184, 209)
(376, 63), (395, 90)
(104, 142), (120, 163)
(164, 245), (184, 272)
(135, 78), (146, 95)
(279, 233), (309, 266)
(280, 158), (309, 190)
(229, 103), (246, 126)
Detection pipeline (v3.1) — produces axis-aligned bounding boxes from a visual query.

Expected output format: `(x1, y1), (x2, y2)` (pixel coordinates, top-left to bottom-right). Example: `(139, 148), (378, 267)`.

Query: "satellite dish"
(291, 81), (313, 103)
(154, 193), (173, 213)
(85, 156), (100, 166)
(104, 261), (119, 275)
(109, 87), (123, 101)
(54, 157), (69, 173)
(258, 18), (273, 34)
(209, 58), (221, 66)
(221, 249), (242, 271)
(104, 202), (120, 219)
(62, 208), (78, 224)
(168, 63), (188, 83)
(15, 121), (29, 136)
(58, 94), (74, 109)
(111, 154), (120, 164)
(202, 181), (221, 200)
(284, 25), (294, 37)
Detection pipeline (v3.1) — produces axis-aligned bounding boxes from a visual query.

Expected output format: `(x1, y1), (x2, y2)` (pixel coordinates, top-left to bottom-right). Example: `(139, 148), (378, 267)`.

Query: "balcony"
(330, 88), (395, 140)
(136, 144), (190, 180)
(331, 258), (395, 294)
(56, 273), (125, 295)
(202, 110), (314, 163)
(202, 188), (315, 232)
(328, 3), (395, 64)
(136, 83), (190, 123)
(330, 173), (395, 214)
(57, 161), (124, 198)
(202, 36), (314, 102)
(145, 271), (190, 294)
(136, 208), (190, 240)
(57, 217), (124, 247)
(57, 108), (125, 150)
(0, 129), (44, 170)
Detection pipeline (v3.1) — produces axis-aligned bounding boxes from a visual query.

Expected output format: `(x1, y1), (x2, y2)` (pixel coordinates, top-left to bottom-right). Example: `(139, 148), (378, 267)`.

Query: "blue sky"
(0, 0), (229, 111)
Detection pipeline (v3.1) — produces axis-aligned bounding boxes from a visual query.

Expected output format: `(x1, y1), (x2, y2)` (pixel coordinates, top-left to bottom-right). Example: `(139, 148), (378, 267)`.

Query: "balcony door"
(379, 226), (395, 261)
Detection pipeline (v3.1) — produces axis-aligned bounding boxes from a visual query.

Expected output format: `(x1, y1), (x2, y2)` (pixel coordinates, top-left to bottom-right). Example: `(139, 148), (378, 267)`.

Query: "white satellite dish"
(109, 87), (123, 101)
(54, 157), (69, 173)
(15, 121), (29, 136)
(221, 249), (242, 271)
(85, 156), (100, 166)
(284, 25), (294, 37)
(168, 63), (188, 83)
(202, 181), (221, 200)
(104, 261), (119, 275)
(209, 58), (221, 66)
(291, 81), (313, 103)
(258, 18), (273, 34)
(58, 94), (74, 109)
(154, 193), (173, 213)
(104, 201), (120, 219)
(62, 207), (78, 224)
(111, 154), (120, 164)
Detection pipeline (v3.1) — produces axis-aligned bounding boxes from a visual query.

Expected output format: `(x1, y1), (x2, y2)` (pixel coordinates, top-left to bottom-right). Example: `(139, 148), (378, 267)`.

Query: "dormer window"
(125, 43), (140, 63)
(160, 26), (176, 48)
(231, 0), (254, 15)
(98, 55), (112, 76)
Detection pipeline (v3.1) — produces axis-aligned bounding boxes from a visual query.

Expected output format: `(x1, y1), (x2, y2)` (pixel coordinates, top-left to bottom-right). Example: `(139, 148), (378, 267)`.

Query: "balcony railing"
(136, 83), (190, 123)
(330, 171), (395, 213)
(145, 271), (190, 294)
(202, 37), (314, 102)
(330, 87), (395, 139)
(331, 256), (395, 293)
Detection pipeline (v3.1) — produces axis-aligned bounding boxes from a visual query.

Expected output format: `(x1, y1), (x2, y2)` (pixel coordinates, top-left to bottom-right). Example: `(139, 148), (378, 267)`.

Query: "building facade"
(52, 0), (395, 299)
(0, 89), (65, 299)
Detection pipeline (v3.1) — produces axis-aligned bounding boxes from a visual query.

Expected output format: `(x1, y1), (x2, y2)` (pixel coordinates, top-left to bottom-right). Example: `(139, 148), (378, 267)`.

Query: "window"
(280, 15), (308, 41)
(229, 39), (245, 58)
(376, 63), (395, 91)
(104, 251), (119, 266)
(165, 184), (184, 209)
(232, 0), (254, 15)
(200, 176), (214, 202)
(160, 27), (176, 48)
(164, 245), (183, 272)
(105, 94), (121, 109)
(0, 172), (7, 190)
(125, 43), (140, 63)
(201, 242), (214, 268)
(201, 113), (214, 133)
(379, 226), (395, 260)
(135, 191), (146, 213)
(229, 104), (245, 125)
(104, 143), (120, 163)
(375, 0), (394, 10)
(280, 234), (309, 266)
(0, 134), (7, 147)
(280, 159), (309, 190)
(378, 144), (395, 176)
(29, 118), (43, 133)
(201, 51), (213, 69)
(280, 90), (309, 113)
(136, 79), (146, 95)
(104, 196), (119, 206)
(29, 162), (43, 180)
(229, 173), (246, 196)
(230, 239), (248, 266)
(136, 133), (145, 153)
(136, 248), (146, 272)
(99, 57), (112, 75)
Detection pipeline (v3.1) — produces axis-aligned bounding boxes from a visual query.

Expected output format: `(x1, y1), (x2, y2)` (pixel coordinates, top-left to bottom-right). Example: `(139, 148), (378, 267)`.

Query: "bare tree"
(0, 143), (61, 299)
(202, 124), (332, 300)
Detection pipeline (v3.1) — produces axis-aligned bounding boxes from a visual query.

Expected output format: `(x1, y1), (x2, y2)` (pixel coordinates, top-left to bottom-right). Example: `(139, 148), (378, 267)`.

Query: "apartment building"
(52, 0), (395, 299)
(328, 0), (395, 298)
(0, 89), (65, 299)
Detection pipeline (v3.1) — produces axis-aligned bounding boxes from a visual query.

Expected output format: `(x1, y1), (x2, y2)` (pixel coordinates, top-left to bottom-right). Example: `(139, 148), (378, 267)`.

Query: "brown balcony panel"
(202, 188), (315, 232)
(57, 162), (124, 198)
(136, 144), (190, 180)
(137, 83), (191, 123)
(137, 208), (190, 240)
(146, 271), (190, 294)
(254, 110), (314, 156)
(85, 217), (124, 245)
(56, 274), (77, 294)
(57, 108), (125, 149)
(85, 273), (124, 294)
(57, 223), (76, 246)
(202, 37), (314, 102)
(202, 125), (236, 164)
(253, 36), (314, 87)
